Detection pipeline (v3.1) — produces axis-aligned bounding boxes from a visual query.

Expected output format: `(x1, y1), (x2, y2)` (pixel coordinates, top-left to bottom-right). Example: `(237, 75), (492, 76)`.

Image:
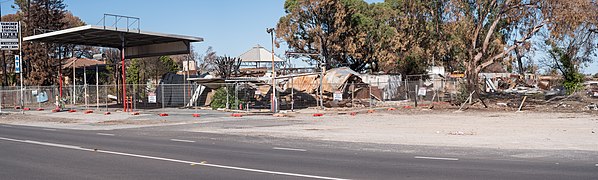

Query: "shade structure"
(24, 25), (203, 112)
(24, 25), (203, 59)
(238, 44), (284, 63)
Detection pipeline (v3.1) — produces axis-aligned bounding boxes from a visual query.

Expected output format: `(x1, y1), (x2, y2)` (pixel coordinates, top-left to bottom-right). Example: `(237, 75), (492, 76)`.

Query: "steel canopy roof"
(24, 25), (203, 58)
(24, 25), (203, 48)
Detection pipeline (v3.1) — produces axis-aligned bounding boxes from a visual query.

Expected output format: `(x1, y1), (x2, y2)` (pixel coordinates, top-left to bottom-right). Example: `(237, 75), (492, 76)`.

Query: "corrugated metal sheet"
(361, 74), (402, 100)
(322, 67), (360, 93)
(286, 74), (319, 94)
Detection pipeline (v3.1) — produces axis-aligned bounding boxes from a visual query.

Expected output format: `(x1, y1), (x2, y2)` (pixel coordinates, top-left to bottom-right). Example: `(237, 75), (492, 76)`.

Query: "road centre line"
(96, 133), (115, 136)
(0, 136), (349, 180)
(273, 147), (307, 152)
(170, 139), (195, 143)
(414, 156), (459, 161)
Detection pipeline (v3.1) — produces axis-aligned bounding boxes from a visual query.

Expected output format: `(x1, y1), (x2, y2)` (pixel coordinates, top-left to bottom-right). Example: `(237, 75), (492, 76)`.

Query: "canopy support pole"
(121, 33), (127, 112)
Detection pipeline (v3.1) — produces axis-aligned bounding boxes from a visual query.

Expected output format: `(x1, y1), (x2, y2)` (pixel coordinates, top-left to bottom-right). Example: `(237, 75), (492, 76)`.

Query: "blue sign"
(14, 55), (20, 73)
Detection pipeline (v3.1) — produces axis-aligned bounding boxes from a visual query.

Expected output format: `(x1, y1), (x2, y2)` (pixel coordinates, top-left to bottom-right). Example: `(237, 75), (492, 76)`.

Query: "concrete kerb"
(15, 106), (415, 121)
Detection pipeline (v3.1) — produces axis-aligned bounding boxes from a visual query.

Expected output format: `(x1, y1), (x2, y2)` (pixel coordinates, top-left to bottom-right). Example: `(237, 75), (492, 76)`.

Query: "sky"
(1, 0), (596, 74)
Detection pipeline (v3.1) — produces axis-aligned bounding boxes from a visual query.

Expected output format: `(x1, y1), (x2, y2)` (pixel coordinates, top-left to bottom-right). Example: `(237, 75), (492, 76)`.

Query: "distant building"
(238, 44), (284, 69)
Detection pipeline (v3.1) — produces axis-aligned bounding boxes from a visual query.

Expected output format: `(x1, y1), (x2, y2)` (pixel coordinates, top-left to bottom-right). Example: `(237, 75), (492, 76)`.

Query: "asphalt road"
(0, 124), (596, 180)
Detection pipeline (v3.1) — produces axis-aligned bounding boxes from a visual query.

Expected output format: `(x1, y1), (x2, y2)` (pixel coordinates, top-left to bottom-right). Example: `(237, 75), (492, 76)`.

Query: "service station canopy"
(23, 25), (203, 59)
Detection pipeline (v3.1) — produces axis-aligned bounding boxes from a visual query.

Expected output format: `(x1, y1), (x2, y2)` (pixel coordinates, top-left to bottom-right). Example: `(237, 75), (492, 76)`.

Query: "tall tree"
(276, 0), (368, 71)
(541, 0), (598, 93)
(446, 0), (548, 94)
(384, 0), (448, 75)
(16, 0), (67, 85)
(356, 2), (400, 73)
(197, 46), (217, 74)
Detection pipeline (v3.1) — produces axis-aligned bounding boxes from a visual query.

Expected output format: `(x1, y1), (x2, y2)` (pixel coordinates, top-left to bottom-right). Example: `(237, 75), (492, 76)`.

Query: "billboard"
(1, 22), (19, 50)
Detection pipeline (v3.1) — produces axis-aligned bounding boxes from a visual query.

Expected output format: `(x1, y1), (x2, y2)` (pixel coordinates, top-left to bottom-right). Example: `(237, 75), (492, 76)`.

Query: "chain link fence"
(0, 78), (463, 113)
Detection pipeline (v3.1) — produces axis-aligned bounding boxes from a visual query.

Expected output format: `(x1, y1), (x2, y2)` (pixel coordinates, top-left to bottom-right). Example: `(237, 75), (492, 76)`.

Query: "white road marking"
(595, 164), (597, 167)
(0, 137), (86, 150)
(96, 133), (115, 136)
(273, 147), (307, 152)
(42, 128), (57, 131)
(414, 156), (459, 161)
(1, 125), (12, 127)
(170, 139), (195, 143)
(0, 136), (348, 180)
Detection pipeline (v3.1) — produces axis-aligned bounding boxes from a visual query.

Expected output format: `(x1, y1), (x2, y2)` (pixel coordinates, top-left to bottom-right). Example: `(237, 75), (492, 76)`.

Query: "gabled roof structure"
(61, 57), (106, 69)
(238, 44), (284, 63)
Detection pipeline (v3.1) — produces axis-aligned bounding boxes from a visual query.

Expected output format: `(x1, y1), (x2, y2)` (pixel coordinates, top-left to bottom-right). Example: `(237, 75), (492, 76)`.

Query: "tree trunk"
(465, 60), (479, 94)
(465, 56), (488, 108)
(1, 51), (7, 86)
(514, 47), (525, 78)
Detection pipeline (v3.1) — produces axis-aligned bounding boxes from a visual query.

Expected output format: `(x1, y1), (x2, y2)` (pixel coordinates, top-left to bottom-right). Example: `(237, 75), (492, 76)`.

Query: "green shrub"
(563, 72), (584, 95)
(210, 87), (240, 110)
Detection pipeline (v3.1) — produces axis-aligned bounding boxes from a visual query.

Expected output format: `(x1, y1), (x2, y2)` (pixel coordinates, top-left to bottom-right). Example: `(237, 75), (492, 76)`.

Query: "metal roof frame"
(24, 25), (203, 48)
(23, 25), (203, 112)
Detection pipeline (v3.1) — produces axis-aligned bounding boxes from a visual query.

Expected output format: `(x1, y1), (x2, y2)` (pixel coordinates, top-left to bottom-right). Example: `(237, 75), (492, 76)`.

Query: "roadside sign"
(14, 55), (20, 73)
(333, 91), (343, 101)
(417, 87), (427, 96)
(1, 22), (19, 50)
(148, 92), (157, 103)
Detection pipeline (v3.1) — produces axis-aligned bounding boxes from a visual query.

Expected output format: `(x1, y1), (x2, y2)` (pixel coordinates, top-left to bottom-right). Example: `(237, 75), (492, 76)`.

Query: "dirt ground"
(0, 111), (188, 130)
(192, 109), (598, 151)
(1, 103), (597, 152)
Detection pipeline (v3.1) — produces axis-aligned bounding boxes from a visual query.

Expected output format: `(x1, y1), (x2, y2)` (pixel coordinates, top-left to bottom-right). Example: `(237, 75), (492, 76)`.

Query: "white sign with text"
(1, 22), (19, 50)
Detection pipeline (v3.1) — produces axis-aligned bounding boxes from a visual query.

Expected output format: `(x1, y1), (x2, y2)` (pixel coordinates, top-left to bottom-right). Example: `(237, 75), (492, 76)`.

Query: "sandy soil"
(2, 107), (597, 151)
(0, 111), (191, 130)
(193, 110), (598, 151)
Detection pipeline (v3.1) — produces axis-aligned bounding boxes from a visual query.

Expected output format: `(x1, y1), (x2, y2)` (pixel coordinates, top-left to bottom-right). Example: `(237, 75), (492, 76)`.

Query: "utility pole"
(266, 28), (277, 113)
(19, 21), (23, 113)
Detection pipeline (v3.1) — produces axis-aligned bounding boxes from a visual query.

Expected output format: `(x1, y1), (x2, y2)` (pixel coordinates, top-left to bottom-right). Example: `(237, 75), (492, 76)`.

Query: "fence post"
(161, 83), (165, 109)
(96, 66), (99, 110)
(235, 82), (240, 110)
(404, 78), (408, 100)
(105, 85), (108, 112)
(20, 85), (24, 113)
(351, 82), (354, 109)
(377, 78), (382, 102)
(0, 87), (2, 113)
(133, 85), (136, 111)
(415, 85), (418, 107)
(183, 83), (186, 107)
(225, 84), (229, 109)
(369, 83), (373, 109)
(291, 77), (294, 112)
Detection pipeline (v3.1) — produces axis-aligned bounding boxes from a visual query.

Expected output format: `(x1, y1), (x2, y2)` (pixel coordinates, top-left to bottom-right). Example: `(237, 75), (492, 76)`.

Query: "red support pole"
(121, 48), (127, 112)
(59, 68), (63, 97)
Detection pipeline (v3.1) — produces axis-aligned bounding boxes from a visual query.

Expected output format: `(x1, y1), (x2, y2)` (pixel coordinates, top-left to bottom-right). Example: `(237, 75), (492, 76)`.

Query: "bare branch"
(477, 21), (546, 72)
